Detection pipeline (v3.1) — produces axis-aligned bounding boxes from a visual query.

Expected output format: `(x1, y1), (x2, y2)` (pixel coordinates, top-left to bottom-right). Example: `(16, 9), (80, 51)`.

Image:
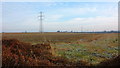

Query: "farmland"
(2, 32), (119, 66)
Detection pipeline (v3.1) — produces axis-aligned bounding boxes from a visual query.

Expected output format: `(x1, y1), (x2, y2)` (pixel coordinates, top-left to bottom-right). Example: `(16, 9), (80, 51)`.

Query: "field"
(2, 32), (119, 66)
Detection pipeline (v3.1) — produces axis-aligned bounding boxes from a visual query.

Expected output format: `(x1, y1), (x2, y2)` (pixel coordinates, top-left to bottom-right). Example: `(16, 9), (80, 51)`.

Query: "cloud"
(44, 16), (118, 32)
(54, 7), (98, 16)
(45, 14), (64, 21)
(2, 2), (118, 32)
(48, 3), (117, 19)
(3, 15), (118, 32)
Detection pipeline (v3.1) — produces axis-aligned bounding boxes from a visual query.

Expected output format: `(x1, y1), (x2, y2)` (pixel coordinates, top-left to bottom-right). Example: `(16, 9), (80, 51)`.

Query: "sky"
(1, 0), (119, 2)
(1, 2), (118, 32)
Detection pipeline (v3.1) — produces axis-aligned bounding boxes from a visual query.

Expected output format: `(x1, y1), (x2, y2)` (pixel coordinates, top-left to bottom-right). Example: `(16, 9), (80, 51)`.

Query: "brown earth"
(2, 39), (120, 67)
(98, 55), (120, 66)
(1, 33), (119, 67)
(2, 39), (90, 67)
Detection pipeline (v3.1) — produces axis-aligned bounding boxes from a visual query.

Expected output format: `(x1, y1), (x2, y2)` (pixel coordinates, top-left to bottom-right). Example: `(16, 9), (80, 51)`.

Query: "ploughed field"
(2, 32), (119, 66)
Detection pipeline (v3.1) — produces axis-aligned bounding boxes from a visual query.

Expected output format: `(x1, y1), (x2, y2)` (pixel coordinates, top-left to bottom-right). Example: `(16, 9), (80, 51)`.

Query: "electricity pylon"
(39, 12), (44, 33)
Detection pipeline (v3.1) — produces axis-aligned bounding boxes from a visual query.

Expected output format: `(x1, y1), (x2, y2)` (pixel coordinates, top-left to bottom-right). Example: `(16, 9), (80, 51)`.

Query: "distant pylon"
(81, 26), (83, 32)
(39, 12), (44, 33)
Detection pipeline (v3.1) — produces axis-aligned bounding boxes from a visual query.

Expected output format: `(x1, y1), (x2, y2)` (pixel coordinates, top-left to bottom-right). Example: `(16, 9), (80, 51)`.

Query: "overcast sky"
(2, 2), (118, 32)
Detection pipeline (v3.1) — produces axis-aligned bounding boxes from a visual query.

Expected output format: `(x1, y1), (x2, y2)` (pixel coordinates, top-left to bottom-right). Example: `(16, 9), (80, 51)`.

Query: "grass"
(2, 32), (104, 44)
(52, 42), (118, 65)
(2, 32), (119, 65)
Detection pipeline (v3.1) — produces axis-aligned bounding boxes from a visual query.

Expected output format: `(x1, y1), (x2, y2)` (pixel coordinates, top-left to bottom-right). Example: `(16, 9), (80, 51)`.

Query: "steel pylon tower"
(39, 12), (44, 33)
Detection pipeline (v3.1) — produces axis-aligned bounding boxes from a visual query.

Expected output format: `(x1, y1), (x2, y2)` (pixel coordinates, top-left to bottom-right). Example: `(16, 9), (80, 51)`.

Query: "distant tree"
(25, 31), (27, 33)
(57, 30), (60, 32)
(110, 30), (114, 33)
(104, 30), (106, 32)
(65, 31), (67, 32)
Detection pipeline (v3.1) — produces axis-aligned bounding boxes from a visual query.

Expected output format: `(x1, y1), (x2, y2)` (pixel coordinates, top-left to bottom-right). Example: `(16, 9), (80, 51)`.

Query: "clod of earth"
(2, 39), (91, 67)
(2, 38), (119, 67)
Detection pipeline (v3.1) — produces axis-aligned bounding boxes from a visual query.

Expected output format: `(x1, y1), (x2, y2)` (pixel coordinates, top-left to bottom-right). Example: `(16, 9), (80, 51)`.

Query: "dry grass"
(2, 32), (119, 66)
(2, 39), (90, 67)
(2, 32), (106, 44)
